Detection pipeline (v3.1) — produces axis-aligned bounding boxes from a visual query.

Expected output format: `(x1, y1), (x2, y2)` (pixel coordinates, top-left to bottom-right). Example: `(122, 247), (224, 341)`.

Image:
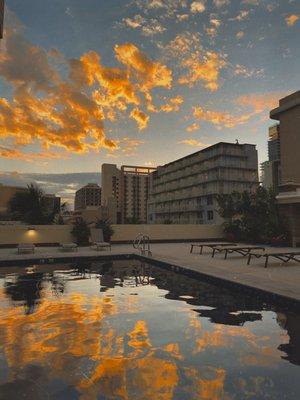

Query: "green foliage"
(216, 187), (287, 243)
(71, 218), (91, 245)
(94, 218), (114, 242)
(9, 183), (54, 224)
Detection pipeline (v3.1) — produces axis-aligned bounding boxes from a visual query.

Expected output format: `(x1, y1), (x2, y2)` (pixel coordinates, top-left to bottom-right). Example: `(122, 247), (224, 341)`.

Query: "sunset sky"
(0, 0), (299, 175)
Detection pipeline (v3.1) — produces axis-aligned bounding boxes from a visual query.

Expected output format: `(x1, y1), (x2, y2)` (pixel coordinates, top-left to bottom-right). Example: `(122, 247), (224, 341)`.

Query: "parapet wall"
(0, 224), (224, 246)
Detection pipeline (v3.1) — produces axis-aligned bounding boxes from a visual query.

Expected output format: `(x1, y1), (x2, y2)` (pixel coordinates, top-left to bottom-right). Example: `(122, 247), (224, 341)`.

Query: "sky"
(0, 0), (299, 180)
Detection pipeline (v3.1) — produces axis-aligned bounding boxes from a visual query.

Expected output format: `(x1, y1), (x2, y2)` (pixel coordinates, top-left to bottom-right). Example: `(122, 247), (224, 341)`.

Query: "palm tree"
(9, 183), (54, 224)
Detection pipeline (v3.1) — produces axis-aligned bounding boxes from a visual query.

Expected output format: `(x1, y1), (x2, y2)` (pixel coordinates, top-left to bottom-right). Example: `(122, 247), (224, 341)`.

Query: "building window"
(207, 210), (214, 221)
(207, 195), (213, 205)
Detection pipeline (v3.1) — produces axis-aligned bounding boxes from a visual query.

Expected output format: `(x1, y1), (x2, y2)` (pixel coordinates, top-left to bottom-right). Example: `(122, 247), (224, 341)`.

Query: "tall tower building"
(101, 164), (156, 224)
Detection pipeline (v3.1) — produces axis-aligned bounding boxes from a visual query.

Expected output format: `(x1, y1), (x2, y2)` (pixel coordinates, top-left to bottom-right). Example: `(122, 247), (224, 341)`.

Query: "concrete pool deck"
(0, 243), (300, 303)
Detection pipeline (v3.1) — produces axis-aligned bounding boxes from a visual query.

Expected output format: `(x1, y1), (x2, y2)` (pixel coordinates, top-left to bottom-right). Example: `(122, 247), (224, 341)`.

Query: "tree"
(71, 218), (91, 245)
(9, 184), (54, 224)
(94, 218), (114, 242)
(216, 187), (287, 243)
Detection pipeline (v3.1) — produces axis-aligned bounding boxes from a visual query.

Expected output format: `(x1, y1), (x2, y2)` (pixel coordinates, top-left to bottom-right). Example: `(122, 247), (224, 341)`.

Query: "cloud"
(234, 64), (264, 78)
(191, 92), (283, 129)
(186, 123), (200, 132)
(285, 14), (299, 27)
(179, 139), (209, 147)
(178, 51), (226, 91)
(121, 15), (166, 36)
(230, 10), (250, 21)
(236, 31), (245, 39)
(130, 108), (150, 130)
(213, 0), (230, 7)
(190, 1), (206, 14)
(0, 21), (175, 161)
(193, 106), (253, 128)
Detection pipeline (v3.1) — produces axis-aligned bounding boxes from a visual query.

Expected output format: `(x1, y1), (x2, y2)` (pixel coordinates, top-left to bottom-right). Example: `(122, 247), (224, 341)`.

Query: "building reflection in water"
(0, 260), (299, 400)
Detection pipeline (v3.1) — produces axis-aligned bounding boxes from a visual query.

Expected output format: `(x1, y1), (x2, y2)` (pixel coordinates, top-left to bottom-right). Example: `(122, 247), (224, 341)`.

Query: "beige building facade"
(270, 90), (300, 246)
(148, 142), (259, 225)
(74, 183), (101, 210)
(101, 164), (156, 224)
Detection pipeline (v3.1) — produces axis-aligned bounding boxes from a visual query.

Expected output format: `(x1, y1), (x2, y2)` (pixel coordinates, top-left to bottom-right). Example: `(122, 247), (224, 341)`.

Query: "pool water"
(0, 259), (299, 400)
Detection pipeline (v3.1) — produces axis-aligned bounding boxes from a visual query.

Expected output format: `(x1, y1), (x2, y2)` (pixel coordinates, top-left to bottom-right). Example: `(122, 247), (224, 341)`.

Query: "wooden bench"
(212, 246), (265, 259)
(247, 251), (300, 268)
(190, 242), (236, 254)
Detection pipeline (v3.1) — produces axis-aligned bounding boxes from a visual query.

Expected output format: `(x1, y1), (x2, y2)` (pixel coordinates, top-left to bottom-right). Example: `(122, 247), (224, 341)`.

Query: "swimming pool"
(0, 259), (299, 399)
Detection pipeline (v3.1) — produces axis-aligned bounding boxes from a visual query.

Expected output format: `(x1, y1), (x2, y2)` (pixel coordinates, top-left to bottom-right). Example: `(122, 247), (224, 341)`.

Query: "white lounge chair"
(60, 242), (78, 252)
(17, 243), (35, 254)
(91, 229), (111, 251)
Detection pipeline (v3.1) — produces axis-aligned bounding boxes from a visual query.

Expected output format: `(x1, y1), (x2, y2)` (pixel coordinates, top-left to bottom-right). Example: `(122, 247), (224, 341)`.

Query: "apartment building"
(42, 194), (61, 214)
(74, 183), (101, 210)
(270, 90), (300, 246)
(148, 142), (259, 225)
(101, 164), (156, 223)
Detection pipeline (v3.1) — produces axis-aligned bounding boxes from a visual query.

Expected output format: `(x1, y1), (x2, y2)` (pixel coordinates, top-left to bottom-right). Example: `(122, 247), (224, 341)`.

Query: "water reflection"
(0, 260), (299, 400)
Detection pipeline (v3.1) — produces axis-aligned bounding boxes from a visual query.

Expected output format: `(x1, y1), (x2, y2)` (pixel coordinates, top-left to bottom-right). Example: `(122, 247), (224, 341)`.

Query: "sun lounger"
(91, 229), (111, 251)
(212, 246), (265, 259)
(60, 242), (78, 252)
(190, 242), (236, 254)
(247, 251), (300, 268)
(17, 243), (35, 254)
(91, 242), (111, 251)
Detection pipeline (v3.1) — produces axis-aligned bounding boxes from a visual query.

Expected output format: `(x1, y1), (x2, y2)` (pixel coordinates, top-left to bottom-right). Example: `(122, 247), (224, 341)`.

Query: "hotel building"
(270, 90), (300, 246)
(101, 164), (156, 224)
(74, 183), (101, 210)
(148, 142), (259, 225)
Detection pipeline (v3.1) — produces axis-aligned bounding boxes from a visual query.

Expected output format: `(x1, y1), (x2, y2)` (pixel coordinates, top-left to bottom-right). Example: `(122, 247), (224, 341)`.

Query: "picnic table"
(212, 246), (265, 259)
(190, 242), (236, 254)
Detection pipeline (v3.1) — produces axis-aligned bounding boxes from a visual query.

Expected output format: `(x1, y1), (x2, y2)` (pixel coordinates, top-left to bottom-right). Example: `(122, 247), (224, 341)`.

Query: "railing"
(133, 233), (152, 256)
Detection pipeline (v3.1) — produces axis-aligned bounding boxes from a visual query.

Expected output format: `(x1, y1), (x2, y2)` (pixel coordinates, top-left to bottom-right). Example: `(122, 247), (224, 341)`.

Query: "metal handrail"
(133, 233), (152, 256)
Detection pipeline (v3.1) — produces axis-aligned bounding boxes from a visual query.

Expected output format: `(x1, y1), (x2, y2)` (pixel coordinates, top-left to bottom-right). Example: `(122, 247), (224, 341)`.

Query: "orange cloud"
(178, 51), (226, 91)
(186, 122), (200, 132)
(130, 108), (150, 130)
(285, 14), (299, 27)
(0, 26), (175, 160)
(193, 106), (252, 128)
(179, 139), (209, 147)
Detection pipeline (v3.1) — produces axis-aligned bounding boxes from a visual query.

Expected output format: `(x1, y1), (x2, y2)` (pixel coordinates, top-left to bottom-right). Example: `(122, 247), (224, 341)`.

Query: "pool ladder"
(133, 233), (152, 256)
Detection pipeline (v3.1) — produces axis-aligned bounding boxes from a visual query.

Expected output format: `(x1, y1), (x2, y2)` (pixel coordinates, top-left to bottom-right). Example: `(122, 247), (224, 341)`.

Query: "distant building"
(101, 164), (156, 224)
(148, 142), (259, 225)
(0, 184), (26, 215)
(261, 125), (281, 193)
(0, 0), (4, 39)
(70, 206), (110, 225)
(260, 161), (273, 189)
(270, 90), (300, 246)
(74, 183), (101, 210)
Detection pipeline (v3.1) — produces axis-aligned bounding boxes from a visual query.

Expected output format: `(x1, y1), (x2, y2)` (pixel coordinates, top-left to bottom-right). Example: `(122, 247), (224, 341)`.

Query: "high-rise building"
(0, 0), (4, 39)
(101, 164), (156, 224)
(261, 124), (281, 193)
(74, 183), (101, 210)
(148, 142), (259, 225)
(270, 90), (300, 246)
